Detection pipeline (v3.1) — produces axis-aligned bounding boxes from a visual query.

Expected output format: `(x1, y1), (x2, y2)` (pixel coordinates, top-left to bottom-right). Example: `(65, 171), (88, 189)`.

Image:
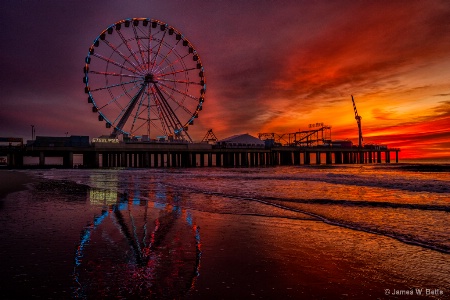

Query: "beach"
(0, 166), (448, 299)
(0, 170), (35, 200)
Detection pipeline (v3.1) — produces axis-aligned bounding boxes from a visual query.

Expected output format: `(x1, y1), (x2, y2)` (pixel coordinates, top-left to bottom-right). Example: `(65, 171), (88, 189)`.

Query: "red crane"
(351, 95), (363, 148)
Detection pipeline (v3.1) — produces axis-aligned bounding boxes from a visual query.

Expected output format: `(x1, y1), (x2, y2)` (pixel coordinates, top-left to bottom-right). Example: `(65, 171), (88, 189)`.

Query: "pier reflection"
(73, 175), (201, 299)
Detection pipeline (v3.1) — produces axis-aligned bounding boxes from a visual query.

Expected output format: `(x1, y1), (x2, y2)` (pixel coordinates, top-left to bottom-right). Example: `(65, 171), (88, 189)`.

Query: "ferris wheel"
(83, 18), (206, 142)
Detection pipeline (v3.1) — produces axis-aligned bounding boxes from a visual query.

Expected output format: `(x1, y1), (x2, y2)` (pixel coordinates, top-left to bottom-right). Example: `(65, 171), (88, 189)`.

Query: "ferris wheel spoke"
(132, 25), (148, 71)
(138, 40), (170, 73)
(102, 39), (143, 74)
(90, 79), (143, 92)
(150, 87), (176, 135)
(149, 118), (166, 136)
(115, 29), (144, 73)
(98, 84), (141, 111)
(158, 78), (203, 85)
(157, 67), (197, 77)
(92, 53), (139, 74)
(155, 87), (182, 130)
(134, 23), (150, 41)
(156, 114), (169, 137)
(148, 43), (164, 67)
(134, 27), (158, 68)
(147, 26), (152, 74)
(129, 88), (147, 135)
(146, 90), (151, 136)
(156, 52), (192, 74)
(150, 30), (167, 73)
(155, 96), (178, 134)
(111, 82), (148, 137)
(153, 83), (191, 141)
(157, 84), (194, 116)
(135, 40), (158, 69)
(148, 41), (162, 52)
(148, 88), (169, 136)
(130, 117), (149, 135)
(153, 40), (182, 73)
(89, 70), (142, 79)
(112, 107), (127, 128)
(157, 81), (199, 101)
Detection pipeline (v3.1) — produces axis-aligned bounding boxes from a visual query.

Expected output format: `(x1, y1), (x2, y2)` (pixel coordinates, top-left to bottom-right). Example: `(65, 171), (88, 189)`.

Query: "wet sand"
(0, 170), (35, 200)
(186, 213), (449, 299)
(0, 170), (448, 299)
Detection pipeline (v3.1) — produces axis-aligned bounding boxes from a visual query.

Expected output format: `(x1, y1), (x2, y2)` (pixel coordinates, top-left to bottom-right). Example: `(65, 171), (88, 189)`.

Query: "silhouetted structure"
(0, 135), (400, 168)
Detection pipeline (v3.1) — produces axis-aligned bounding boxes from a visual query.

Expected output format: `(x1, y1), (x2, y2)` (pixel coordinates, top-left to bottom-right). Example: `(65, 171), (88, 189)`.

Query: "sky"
(1, 0), (450, 159)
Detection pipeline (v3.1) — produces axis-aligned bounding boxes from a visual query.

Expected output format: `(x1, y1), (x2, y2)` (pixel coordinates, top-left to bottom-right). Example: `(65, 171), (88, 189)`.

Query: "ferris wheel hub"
(144, 73), (157, 83)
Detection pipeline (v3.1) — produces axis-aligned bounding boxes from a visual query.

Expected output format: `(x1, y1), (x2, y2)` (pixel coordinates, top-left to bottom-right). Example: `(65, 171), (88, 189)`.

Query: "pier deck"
(1, 142), (400, 168)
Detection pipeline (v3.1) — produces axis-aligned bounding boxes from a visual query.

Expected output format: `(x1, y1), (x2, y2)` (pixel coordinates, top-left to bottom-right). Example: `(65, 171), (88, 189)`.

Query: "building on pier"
(216, 134), (265, 149)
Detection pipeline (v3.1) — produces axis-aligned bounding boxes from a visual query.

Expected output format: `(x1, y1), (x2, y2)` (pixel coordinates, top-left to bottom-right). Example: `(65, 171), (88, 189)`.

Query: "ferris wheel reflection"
(73, 182), (201, 299)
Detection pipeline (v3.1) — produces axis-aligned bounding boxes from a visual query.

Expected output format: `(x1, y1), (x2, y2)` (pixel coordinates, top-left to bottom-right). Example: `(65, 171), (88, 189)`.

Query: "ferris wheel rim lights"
(83, 18), (206, 141)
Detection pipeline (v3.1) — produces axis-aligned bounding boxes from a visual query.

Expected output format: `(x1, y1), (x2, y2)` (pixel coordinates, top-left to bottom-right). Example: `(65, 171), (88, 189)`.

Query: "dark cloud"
(434, 101), (450, 113)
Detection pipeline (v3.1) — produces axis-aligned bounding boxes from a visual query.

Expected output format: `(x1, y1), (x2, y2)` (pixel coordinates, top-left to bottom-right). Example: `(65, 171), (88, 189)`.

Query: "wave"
(177, 171), (450, 194)
(168, 183), (450, 213)
(267, 198), (450, 212)
(164, 182), (450, 255)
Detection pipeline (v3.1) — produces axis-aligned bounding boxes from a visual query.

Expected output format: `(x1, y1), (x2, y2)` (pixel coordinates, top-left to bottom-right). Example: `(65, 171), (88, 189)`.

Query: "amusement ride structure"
(201, 129), (218, 144)
(351, 95), (363, 149)
(83, 18), (206, 142)
(258, 123), (332, 147)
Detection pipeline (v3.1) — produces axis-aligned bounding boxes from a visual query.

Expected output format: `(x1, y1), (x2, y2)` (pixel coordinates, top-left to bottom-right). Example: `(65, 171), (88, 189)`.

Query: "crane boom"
(351, 95), (363, 148)
(351, 95), (359, 118)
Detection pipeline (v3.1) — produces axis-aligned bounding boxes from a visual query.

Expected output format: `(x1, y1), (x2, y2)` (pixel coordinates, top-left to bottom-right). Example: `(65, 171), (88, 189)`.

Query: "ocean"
(0, 164), (449, 299)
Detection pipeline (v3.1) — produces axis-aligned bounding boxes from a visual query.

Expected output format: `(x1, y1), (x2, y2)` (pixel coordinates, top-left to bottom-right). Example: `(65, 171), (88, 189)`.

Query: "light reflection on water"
(21, 165), (450, 298)
(72, 172), (201, 299)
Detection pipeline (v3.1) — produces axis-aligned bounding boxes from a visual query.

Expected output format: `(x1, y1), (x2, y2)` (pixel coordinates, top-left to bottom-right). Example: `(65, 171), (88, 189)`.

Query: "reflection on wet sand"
(73, 177), (201, 299)
(2, 167), (448, 299)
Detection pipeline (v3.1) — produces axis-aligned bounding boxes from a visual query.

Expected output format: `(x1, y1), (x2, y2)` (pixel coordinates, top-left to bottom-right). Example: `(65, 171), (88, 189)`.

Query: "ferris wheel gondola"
(84, 18), (206, 142)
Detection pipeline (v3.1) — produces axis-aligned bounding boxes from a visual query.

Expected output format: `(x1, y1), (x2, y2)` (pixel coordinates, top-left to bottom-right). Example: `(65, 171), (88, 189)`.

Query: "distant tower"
(351, 95), (363, 148)
(31, 125), (35, 140)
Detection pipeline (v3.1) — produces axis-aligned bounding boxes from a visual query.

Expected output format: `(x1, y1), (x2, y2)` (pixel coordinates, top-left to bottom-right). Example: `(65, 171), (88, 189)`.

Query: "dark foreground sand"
(0, 170), (35, 200)
(0, 170), (448, 299)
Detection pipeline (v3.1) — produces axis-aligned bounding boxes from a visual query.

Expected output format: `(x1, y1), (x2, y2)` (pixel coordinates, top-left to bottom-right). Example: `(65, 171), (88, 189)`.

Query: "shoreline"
(0, 170), (35, 201)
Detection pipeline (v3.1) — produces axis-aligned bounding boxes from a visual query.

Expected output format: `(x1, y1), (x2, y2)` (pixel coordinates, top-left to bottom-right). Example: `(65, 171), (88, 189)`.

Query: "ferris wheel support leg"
(111, 82), (148, 138)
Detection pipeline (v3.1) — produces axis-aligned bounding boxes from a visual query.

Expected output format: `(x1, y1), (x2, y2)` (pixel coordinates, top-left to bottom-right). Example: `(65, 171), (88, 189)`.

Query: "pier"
(1, 140), (400, 169)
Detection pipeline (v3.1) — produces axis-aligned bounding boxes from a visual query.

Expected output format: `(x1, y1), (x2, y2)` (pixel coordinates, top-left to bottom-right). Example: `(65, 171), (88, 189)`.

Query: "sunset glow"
(1, 0), (449, 159)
